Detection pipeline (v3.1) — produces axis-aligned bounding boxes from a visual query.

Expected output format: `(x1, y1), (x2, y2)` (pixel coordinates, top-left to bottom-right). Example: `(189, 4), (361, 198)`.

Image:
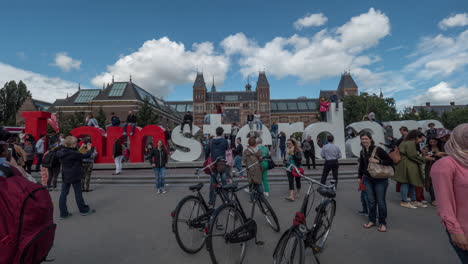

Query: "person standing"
(242, 137), (263, 197)
(56, 136), (95, 219)
(112, 139), (124, 175)
(431, 124), (468, 262)
(254, 111), (262, 131)
(231, 123), (239, 149)
(35, 134), (46, 172)
(233, 137), (244, 177)
(149, 139), (169, 194)
(278, 132), (287, 160)
(246, 112), (254, 130)
(86, 113), (99, 128)
(79, 139), (97, 192)
(180, 111), (194, 134)
(319, 98), (330, 122)
(358, 132), (393, 232)
(22, 139), (35, 174)
(257, 137), (270, 197)
(423, 137), (445, 206)
(394, 130), (427, 209)
(320, 135), (342, 186)
(285, 139), (302, 201)
(271, 122), (278, 150)
(208, 127), (229, 206)
(302, 136), (316, 169)
(46, 142), (62, 191)
(204, 112), (211, 125)
(123, 110), (137, 136)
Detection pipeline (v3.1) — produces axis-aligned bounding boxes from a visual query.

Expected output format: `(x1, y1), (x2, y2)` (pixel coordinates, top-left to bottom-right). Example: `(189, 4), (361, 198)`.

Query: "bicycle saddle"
(222, 182), (238, 191)
(317, 187), (336, 198)
(189, 183), (204, 191)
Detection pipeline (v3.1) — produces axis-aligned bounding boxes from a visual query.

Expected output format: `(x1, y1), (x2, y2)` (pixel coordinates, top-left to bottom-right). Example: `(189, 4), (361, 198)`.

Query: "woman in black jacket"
(358, 131), (393, 232)
(56, 136), (95, 219)
(148, 140), (169, 194)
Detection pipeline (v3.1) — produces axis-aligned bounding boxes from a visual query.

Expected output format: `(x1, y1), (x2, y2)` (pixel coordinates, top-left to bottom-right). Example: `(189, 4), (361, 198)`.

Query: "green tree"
(343, 93), (399, 126)
(441, 108), (468, 130)
(137, 98), (159, 127)
(416, 108), (440, 121)
(96, 106), (107, 127)
(399, 107), (419, 120)
(58, 111), (85, 135)
(0, 80), (31, 125)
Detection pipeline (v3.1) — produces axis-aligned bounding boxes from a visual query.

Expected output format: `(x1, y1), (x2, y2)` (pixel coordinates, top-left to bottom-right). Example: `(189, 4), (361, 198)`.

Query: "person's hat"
(437, 129), (451, 139)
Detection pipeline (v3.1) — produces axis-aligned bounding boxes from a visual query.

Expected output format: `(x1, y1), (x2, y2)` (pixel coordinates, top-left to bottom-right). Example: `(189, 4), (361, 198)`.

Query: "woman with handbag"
(394, 130), (427, 209)
(285, 139), (302, 201)
(358, 131), (393, 232)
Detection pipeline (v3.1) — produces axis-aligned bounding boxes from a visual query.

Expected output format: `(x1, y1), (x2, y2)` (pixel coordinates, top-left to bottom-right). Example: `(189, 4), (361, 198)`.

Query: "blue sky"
(0, 0), (467, 108)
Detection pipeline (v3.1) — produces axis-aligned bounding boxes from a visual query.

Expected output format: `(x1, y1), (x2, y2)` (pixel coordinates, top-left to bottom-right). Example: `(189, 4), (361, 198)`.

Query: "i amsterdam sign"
(21, 103), (444, 164)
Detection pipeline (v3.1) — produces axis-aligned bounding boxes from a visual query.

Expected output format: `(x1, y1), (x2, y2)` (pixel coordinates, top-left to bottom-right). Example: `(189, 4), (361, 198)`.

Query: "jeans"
(280, 147), (286, 160)
(320, 111), (327, 122)
(123, 122), (136, 135)
(447, 230), (468, 263)
(47, 167), (60, 189)
(114, 155), (124, 173)
(209, 172), (227, 206)
(363, 177), (388, 225)
(180, 121), (193, 133)
(304, 151), (316, 169)
(287, 171), (301, 191)
(25, 160), (33, 174)
(35, 153), (44, 172)
(255, 120), (263, 130)
(234, 156), (243, 176)
(321, 160), (339, 186)
(153, 167), (166, 190)
(59, 182), (90, 217)
(81, 163), (94, 191)
(360, 190), (369, 213)
(248, 121), (254, 130)
(400, 183), (416, 202)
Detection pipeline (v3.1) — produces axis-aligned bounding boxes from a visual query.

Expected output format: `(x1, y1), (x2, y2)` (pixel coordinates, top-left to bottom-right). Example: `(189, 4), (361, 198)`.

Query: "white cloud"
(221, 8), (390, 82)
(294, 13), (328, 30)
(92, 37), (229, 98)
(0, 62), (81, 103)
(405, 30), (468, 78)
(53, 52), (81, 72)
(439, 13), (468, 30)
(398, 82), (468, 108)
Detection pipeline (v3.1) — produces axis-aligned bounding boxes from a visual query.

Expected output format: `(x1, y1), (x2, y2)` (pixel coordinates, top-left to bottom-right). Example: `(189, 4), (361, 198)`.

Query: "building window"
(243, 103), (249, 109)
(260, 103), (267, 112)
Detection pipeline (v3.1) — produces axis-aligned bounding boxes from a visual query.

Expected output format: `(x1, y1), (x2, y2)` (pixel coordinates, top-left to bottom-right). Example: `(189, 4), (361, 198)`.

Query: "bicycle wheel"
(311, 199), (336, 251)
(206, 204), (247, 264)
(272, 228), (304, 264)
(257, 193), (280, 232)
(173, 195), (208, 254)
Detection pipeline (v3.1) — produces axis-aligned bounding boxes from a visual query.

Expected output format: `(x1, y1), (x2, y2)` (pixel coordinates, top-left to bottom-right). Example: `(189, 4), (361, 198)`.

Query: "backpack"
(0, 168), (56, 264)
(41, 151), (56, 168)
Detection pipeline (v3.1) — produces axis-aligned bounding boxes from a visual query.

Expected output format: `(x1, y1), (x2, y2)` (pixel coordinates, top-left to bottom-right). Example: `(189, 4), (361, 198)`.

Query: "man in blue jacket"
(208, 127), (228, 206)
(56, 136), (96, 219)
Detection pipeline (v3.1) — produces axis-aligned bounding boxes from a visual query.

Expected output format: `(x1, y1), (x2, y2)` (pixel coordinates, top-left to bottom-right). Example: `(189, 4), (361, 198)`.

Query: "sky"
(0, 0), (467, 109)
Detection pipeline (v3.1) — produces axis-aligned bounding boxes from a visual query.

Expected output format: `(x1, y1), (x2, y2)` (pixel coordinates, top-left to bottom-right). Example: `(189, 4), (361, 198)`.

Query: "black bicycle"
(171, 158), (233, 254)
(273, 163), (336, 264)
(205, 160), (281, 264)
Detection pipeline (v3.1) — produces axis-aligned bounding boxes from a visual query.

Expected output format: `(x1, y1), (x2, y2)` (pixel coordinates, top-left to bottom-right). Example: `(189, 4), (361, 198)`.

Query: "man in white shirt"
(35, 134), (46, 172)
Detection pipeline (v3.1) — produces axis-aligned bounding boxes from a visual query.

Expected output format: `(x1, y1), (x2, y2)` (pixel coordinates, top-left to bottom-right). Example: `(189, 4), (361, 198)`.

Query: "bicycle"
(171, 157), (233, 254)
(205, 159), (281, 264)
(273, 163), (337, 264)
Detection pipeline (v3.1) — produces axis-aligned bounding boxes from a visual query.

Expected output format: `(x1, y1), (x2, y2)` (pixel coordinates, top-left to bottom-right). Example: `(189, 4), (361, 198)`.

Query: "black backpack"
(41, 152), (56, 168)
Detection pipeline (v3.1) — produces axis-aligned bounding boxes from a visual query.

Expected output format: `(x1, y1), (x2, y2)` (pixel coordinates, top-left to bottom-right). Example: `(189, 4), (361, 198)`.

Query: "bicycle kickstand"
(255, 236), (265, 246)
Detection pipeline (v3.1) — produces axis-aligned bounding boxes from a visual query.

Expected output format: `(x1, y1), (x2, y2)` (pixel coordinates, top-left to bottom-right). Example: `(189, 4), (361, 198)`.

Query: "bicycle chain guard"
(225, 218), (257, 243)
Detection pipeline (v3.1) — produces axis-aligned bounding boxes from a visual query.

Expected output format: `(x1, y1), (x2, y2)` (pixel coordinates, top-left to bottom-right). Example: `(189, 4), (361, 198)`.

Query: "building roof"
(52, 89), (102, 107)
(32, 99), (52, 111)
(270, 98), (319, 113)
(414, 103), (468, 116)
(337, 72), (358, 92)
(206, 91), (257, 102)
(256, 72), (269, 87)
(193, 73), (206, 88)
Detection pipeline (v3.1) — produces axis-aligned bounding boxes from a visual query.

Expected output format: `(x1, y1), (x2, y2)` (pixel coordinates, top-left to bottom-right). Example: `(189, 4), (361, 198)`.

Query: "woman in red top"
(319, 98), (331, 122)
(432, 123), (468, 262)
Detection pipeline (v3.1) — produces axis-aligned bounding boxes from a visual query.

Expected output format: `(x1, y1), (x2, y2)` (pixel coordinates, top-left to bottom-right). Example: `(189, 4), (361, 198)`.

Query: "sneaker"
(420, 200), (428, 204)
(80, 209), (96, 216)
(243, 188), (250, 193)
(400, 202), (417, 209)
(59, 213), (72, 220)
(157, 189), (161, 194)
(412, 201), (428, 208)
(264, 192), (269, 198)
(357, 210), (368, 215)
(161, 189), (167, 194)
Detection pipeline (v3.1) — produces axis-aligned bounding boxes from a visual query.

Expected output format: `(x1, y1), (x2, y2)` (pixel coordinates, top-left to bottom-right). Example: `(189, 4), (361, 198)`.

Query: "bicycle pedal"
(255, 240), (265, 246)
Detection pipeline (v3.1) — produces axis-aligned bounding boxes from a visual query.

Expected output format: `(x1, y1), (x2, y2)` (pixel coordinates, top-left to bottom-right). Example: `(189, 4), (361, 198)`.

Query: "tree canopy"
(0, 80), (31, 125)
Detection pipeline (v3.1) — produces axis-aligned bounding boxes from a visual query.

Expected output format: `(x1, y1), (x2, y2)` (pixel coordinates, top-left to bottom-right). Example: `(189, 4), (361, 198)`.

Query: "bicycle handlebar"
(283, 163), (335, 189)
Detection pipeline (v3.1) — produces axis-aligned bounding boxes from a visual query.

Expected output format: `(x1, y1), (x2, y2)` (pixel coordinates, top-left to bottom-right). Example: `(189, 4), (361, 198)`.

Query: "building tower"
(193, 72), (207, 125)
(337, 71), (359, 98)
(256, 71), (271, 127)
